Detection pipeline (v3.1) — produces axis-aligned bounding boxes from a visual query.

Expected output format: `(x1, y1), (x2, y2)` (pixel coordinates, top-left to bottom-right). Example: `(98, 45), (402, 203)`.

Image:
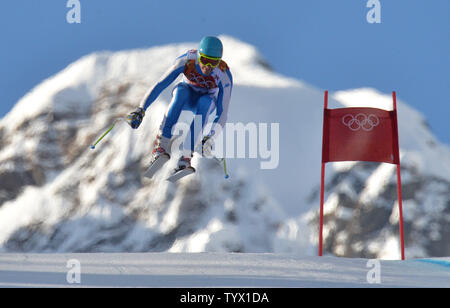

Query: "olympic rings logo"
(187, 73), (216, 89)
(342, 113), (380, 131)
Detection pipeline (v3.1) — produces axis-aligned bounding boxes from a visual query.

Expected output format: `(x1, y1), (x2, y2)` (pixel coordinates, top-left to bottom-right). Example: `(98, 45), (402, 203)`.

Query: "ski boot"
(167, 154), (196, 182)
(144, 135), (171, 178)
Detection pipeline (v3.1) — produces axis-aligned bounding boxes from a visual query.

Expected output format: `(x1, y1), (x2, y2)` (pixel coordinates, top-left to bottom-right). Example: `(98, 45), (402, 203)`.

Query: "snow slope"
(0, 36), (448, 258)
(0, 253), (448, 288)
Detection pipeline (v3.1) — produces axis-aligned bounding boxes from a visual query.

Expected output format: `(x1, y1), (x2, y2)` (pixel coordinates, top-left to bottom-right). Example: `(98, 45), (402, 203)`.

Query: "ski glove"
(127, 107), (145, 129)
(201, 135), (214, 157)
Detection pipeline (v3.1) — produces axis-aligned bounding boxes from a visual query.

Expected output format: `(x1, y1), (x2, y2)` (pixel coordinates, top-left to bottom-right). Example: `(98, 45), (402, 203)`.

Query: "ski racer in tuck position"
(126, 36), (233, 180)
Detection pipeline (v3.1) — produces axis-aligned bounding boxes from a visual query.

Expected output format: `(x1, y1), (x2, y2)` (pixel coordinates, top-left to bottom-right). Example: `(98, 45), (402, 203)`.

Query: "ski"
(144, 153), (170, 179)
(166, 166), (196, 183)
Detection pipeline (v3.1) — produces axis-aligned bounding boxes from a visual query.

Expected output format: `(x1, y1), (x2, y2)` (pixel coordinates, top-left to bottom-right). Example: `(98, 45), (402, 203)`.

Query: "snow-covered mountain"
(0, 36), (448, 258)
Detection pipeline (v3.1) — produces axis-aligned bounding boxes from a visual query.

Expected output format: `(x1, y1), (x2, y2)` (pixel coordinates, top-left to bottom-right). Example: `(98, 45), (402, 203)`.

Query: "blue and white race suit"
(141, 49), (233, 152)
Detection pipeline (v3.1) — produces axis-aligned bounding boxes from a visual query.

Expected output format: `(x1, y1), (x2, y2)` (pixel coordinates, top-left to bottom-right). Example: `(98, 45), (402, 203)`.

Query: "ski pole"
(90, 118), (124, 150)
(212, 156), (230, 179)
(196, 139), (230, 179)
(222, 158), (229, 179)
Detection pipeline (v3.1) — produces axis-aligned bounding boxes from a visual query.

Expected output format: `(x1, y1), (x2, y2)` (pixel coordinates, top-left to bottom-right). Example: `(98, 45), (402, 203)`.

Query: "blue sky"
(1, 0), (449, 144)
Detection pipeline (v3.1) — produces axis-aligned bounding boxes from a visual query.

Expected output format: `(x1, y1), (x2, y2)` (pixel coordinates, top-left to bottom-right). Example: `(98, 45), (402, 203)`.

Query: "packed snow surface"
(0, 253), (448, 288)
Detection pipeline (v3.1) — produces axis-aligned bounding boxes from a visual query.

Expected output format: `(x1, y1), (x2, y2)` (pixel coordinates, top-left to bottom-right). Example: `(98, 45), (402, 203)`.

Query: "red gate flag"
(322, 107), (400, 164)
(319, 91), (405, 260)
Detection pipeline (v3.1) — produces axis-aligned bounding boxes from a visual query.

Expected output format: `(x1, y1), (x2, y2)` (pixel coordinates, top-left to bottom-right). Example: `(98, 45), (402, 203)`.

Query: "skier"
(126, 36), (233, 180)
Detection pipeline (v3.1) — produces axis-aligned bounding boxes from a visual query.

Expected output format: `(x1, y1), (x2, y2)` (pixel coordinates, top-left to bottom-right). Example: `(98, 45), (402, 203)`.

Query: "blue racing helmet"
(198, 36), (223, 58)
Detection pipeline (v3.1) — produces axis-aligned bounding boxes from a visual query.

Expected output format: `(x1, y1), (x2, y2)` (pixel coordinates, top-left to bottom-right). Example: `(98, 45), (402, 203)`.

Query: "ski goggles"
(199, 53), (221, 68)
